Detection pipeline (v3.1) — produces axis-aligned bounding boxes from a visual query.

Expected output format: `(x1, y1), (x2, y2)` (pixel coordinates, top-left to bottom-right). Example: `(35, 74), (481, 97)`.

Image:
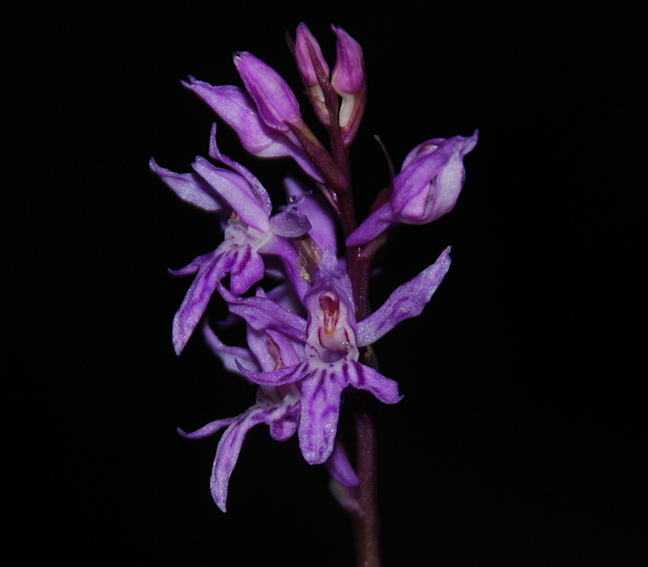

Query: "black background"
(6, 1), (644, 565)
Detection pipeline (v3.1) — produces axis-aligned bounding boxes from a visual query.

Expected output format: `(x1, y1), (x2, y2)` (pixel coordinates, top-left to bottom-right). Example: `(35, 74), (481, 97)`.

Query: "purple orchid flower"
(151, 127), (316, 354)
(178, 317), (359, 512)
(178, 382), (302, 512)
(346, 131), (479, 247)
(227, 247), (452, 465)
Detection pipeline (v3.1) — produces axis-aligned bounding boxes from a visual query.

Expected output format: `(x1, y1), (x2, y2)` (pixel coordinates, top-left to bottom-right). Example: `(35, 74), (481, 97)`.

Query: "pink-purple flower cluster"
(151, 24), (477, 512)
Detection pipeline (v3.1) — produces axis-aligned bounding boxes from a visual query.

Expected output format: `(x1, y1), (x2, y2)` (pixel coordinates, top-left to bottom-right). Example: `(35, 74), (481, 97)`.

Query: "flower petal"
(330, 26), (364, 96)
(172, 251), (233, 354)
(191, 156), (270, 232)
(258, 235), (312, 301)
(220, 284), (308, 342)
(298, 367), (346, 464)
(391, 131), (478, 225)
(345, 201), (395, 247)
(149, 158), (224, 212)
(184, 80), (282, 153)
(207, 123), (273, 215)
(210, 405), (278, 512)
(235, 359), (307, 386)
(177, 417), (236, 440)
(295, 23), (330, 86)
(202, 322), (257, 375)
(325, 442), (359, 487)
(346, 361), (402, 404)
(268, 209), (312, 239)
(357, 247), (452, 346)
(284, 177), (337, 252)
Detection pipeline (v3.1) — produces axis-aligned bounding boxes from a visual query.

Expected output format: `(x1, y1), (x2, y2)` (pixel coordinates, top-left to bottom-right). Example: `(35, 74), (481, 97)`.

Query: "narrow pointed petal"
(168, 249), (213, 277)
(208, 123), (273, 215)
(220, 285), (308, 341)
(172, 251), (233, 354)
(357, 247), (452, 346)
(184, 79), (282, 153)
(192, 156), (269, 232)
(207, 120), (324, 185)
(149, 158), (224, 212)
(210, 406), (277, 512)
(177, 417), (236, 439)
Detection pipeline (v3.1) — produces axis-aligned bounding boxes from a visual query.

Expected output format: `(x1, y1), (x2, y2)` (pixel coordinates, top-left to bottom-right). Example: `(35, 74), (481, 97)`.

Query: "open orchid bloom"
(225, 248), (451, 465)
(153, 22), (476, 512)
(178, 317), (358, 512)
(179, 245), (450, 509)
(151, 127), (314, 354)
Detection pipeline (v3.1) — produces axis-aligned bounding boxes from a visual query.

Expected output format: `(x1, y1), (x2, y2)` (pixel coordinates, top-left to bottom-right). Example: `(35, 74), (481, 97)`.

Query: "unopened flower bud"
(234, 52), (301, 131)
(330, 26), (364, 96)
(295, 23), (331, 125)
(295, 23), (329, 88)
(346, 131), (478, 247)
(391, 131), (479, 224)
(330, 26), (366, 142)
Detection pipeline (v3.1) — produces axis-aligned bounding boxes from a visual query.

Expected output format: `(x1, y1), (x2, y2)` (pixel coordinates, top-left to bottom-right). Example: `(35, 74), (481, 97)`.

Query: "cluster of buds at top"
(150, 23), (477, 511)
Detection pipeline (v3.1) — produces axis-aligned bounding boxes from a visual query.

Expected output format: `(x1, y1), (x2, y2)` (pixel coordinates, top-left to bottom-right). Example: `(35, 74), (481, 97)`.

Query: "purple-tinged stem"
(352, 408), (381, 567)
(288, 36), (383, 562)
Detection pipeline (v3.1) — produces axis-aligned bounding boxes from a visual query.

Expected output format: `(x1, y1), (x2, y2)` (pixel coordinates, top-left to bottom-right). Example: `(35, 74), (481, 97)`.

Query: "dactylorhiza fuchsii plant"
(151, 22), (477, 566)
